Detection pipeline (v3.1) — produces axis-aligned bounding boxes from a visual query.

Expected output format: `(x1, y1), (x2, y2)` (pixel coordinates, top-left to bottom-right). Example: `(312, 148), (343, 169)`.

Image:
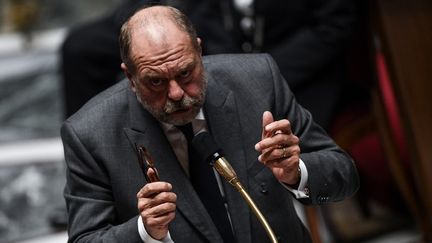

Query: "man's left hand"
(254, 111), (301, 186)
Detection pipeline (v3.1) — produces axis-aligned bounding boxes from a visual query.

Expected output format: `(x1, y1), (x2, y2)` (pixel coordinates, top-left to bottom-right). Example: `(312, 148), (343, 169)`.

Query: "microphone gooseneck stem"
(213, 157), (279, 243)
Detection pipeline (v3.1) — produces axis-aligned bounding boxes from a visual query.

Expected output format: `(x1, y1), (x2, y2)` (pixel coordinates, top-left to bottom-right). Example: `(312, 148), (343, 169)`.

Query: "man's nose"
(167, 80), (184, 101)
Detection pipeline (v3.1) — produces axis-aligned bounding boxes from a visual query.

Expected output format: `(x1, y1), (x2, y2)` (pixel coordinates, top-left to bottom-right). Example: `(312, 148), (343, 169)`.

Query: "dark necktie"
(176, 123), (236, 243)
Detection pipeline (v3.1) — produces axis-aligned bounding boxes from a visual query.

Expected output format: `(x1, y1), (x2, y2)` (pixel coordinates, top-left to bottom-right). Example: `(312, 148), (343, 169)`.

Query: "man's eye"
(149, 79), (164, 86)
(179, 70), (191, 78)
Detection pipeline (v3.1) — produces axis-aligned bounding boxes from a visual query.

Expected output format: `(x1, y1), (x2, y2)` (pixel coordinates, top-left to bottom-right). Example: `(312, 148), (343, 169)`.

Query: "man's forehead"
(129, 25), (194, 66)
(140, 57), (197, 76)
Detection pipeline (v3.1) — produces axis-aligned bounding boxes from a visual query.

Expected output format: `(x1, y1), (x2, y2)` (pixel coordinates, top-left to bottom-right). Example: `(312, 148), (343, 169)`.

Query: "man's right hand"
(137, 169), (177, 240)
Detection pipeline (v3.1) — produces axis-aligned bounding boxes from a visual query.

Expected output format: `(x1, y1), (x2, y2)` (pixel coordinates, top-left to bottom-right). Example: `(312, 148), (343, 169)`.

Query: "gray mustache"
(164, 95), (198, 114)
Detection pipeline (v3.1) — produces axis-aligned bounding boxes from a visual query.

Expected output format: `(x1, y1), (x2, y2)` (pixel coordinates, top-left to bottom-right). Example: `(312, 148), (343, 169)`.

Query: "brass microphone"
(192, 131), (278, 243)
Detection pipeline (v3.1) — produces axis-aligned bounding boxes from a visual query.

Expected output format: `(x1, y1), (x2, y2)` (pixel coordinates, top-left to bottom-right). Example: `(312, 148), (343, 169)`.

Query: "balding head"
(119, 6), (200, 73)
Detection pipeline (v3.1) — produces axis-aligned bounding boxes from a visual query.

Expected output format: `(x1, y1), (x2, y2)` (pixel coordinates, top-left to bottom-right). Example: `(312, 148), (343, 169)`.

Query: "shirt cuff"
(137, 216), (174, 243)
(282, 159), (309, 199)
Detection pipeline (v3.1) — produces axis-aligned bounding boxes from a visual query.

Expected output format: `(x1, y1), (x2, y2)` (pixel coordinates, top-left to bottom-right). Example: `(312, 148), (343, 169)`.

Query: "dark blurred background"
(0, 0), (431, 242)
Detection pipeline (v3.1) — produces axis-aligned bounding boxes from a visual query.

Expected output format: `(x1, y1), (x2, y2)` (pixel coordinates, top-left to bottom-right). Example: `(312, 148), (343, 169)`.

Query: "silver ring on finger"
(281, 147), (288, 158)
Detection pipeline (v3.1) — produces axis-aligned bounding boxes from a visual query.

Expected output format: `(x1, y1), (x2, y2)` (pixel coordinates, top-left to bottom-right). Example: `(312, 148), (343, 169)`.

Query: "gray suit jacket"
(62, 54), (359, 243)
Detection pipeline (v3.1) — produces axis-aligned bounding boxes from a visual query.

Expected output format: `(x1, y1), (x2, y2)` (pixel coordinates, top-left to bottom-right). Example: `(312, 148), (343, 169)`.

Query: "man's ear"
(121, 62), (136, 92)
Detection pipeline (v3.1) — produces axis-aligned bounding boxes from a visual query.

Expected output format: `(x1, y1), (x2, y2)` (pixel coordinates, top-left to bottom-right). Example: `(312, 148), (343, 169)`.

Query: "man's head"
(119, 6), (206, 126)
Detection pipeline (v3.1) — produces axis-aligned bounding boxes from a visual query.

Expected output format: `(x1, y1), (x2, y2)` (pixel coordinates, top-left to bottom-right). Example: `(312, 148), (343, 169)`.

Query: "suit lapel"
(204, 77), (252, 243)
(123, 90), (223, 242)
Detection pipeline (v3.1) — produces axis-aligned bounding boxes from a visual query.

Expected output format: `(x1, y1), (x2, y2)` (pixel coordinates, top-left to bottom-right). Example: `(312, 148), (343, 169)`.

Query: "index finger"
(137, 182), (172, 198)
(264, 119), (292, 136)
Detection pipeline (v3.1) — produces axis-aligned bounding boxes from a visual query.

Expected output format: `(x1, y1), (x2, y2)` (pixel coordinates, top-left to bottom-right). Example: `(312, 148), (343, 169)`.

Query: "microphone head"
(191, 131), (223, 165)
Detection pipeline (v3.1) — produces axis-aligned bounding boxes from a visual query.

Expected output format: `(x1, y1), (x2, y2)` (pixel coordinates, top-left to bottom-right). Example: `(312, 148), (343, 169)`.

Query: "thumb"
(146, 168), (160, 182)
(262, 111), (274, 139)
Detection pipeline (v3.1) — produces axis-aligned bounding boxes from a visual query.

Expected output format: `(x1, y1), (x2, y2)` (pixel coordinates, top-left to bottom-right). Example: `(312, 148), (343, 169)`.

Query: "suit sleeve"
(61, 121), (142, 243)
(264, 54), (360, 205)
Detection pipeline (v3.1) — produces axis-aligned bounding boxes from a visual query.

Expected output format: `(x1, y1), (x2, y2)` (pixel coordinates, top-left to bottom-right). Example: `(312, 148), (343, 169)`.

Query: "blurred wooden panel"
(373, 0), (432, 241)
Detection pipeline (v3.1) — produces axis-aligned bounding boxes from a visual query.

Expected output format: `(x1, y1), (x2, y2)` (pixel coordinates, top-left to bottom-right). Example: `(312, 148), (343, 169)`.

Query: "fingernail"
(254, 143), (260, 151)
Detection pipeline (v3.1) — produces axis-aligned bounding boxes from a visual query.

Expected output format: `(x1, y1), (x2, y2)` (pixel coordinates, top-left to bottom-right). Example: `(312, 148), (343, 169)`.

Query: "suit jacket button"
(304, 187), (310, 196)
(260, 183), (268, 194)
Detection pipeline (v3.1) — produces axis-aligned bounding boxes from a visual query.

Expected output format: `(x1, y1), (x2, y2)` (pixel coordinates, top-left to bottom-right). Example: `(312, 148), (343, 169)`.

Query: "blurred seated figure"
(61, 0), (357, 131)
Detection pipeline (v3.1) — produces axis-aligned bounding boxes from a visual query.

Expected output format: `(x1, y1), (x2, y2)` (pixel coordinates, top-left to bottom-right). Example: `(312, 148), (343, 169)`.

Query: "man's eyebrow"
(143, 73), (162, 79)
(139, 58), (197, 79)
(141, 69), (163, 79)
(179, 60), (196, 72)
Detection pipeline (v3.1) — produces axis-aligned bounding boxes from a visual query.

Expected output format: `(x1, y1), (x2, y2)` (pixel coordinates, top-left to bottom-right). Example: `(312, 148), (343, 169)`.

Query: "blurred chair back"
(371, 0), (432, 241)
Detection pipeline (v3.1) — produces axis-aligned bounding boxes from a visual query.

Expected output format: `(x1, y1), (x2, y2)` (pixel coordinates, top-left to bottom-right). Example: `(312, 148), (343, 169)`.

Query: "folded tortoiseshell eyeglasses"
(135, 144), (160, 182)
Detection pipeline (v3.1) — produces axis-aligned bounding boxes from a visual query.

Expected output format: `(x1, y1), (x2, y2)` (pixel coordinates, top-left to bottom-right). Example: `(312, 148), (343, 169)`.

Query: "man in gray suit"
(61, 5), (359, 243)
